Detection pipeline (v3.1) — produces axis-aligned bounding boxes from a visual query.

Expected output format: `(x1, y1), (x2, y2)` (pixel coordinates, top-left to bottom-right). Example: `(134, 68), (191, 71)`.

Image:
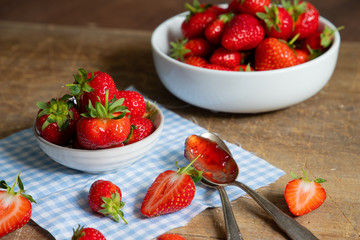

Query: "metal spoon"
(185, 135), (243, 240)
(185, 133), (319, 240)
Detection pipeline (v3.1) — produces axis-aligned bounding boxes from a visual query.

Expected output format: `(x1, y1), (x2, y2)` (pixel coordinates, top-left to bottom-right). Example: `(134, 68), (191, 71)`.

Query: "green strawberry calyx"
(66, 68), (95, 103)
(175, 155), (203, 183)
(170, 38), (192, 62)
(185, 0), (212, 20)
(81, 90), (129, 119)
(290, 168), (326, 184)
(99, 190), (127, 224)
(36, 94), (75, 131)
(0, 172), (36, 203)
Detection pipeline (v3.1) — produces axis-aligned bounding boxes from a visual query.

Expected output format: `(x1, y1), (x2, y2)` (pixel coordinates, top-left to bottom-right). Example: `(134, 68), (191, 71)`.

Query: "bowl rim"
(151, 9), (341, 75)
(33, 100), (164, 153)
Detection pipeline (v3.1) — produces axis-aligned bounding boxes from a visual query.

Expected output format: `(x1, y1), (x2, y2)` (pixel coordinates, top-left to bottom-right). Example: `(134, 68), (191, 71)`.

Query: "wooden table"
(1, 21), (359, 240)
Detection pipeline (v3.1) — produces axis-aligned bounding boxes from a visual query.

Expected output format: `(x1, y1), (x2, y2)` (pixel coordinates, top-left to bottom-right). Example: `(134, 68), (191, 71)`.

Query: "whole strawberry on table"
(35, 68), (156, 150)
(170, 0), (341, 71)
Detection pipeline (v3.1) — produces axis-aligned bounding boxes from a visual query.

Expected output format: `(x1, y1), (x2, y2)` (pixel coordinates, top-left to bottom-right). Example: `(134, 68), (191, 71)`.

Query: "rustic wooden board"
(0, 21), (359, 239)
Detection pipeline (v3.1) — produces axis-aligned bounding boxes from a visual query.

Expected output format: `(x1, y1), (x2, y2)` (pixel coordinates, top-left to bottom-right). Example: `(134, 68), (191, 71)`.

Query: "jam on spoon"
(184, 134), (238, 184)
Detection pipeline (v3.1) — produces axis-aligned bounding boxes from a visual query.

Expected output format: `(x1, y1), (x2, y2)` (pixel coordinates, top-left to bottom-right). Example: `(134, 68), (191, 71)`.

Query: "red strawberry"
(233, 63), (254, 71)
(284, 0), (319, 40)
(170, 38), (214, 62)
(0, 172), (36, 238)
(221, 13), (265, 51)
(294, 48), (310, 64)
(157, 233), (186, 240)
(141, 159), (202, 217)
(236, 0), (271, 15)
(88, 180), (127, 224)
(67, 69), (118, 113)
(184, 56), (208, 67)
(36, 94), (80, 146)
(209, 47), (242, 68)
(77, 90), (130, 149)
(255, 37), (299, 70)
(256, 5), (293, 40)
(203, 64), (232, 71)
(72, 225), (106, 240)
(204, 13), (234, 45)
(115, 90), (146, 119)
(284, 169), (327, 216)
(302, 25), (343, 53)
(181, 0), (218, 39)
(125, 117), (155, 145)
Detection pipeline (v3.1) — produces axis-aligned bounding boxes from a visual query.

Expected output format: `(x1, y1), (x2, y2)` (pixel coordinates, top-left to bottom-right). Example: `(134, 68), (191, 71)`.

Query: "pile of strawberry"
(36, 68), (156, 150)
(170, 0), (340, 71)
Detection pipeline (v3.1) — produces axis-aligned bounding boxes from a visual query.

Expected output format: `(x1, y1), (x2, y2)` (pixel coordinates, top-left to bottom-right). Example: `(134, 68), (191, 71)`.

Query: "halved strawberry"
(284, 169), (327, 216)
(0, 172), (36, 238)
(140, 159), (202, 217)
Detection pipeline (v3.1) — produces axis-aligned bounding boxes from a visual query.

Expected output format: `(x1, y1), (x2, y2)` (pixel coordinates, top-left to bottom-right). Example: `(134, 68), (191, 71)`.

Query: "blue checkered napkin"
(0, 105), (284, 240)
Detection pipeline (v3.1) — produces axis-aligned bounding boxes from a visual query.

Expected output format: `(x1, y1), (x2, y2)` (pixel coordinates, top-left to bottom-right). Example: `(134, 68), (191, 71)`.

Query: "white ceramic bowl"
(151, 10), (341, 113)
(33, 101), (164, 173)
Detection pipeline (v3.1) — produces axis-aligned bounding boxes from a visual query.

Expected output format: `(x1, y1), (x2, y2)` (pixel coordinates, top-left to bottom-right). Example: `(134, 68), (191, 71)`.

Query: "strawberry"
(0, 172), (36, 238)
(170, 38), (214, 62)
(256, 5), (293, 40)
(72, 225), (106, 240)
(294, 48), (310, 64)
(184, 56), (208, 67)
(209, 47), (242, 68)
(125, 117), (155, 145)
(77, 90), (130, 149)
(236, 0), (271, 15)
(115, 90), (146, 119)
(204, 13), (234, 45)
(302, 25), (343, 53)
(284, 169), (327, 216)
(203, 64), (232, 71)
(140, 159), (202, 217)
(283, 0), (319, 40)
(221, 13), (265, 51)
(255, 37), (299, 71)
(181, 0), (218, 39)
(88, 180), (127, 224)
(157, 233), (186, 240)
(36, 94), (80, 146)
(67, 69), (118, 113)
(233, 63), (254, 71)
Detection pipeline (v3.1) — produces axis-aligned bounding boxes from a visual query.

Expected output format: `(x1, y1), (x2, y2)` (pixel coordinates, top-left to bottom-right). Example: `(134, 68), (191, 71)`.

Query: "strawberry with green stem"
(88, 180), (127, 224)
(255, 35), (300, 70)
(76, 90), (130, 149)
(170, 38), (214, 62)
(205, 12), (234, 45)
(236, 0), (271, 15)
(141, 157), (202, 217)
(221, 13), (265, 51)
(256, 4), (294, 40)
(36, 94), (80, 146)
(0, 172), (36, 238)
(284, 168), (327, 216)
(72, 225), (106, 240)
(181, 0), (218, 39)
(67, 68), (118, 113)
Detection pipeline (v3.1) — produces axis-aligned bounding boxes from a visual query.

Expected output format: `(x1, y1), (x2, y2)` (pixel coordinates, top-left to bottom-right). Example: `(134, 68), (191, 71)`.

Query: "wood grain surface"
(0, 20), (359, 240)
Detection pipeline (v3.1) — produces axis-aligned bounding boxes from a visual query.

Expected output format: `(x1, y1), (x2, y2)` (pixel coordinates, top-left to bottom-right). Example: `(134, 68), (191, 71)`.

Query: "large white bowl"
(151, 10), (341, 113)
(33, 101), (164, 173)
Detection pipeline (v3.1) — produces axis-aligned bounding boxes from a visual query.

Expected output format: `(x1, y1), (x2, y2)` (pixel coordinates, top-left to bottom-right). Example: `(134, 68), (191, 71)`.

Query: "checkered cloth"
(0, 94), (284, 240)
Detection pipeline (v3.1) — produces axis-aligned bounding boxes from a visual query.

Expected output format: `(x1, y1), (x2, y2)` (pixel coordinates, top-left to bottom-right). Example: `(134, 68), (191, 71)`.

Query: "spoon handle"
(216, 185), (244, 240)
(232, 181), (319, 240)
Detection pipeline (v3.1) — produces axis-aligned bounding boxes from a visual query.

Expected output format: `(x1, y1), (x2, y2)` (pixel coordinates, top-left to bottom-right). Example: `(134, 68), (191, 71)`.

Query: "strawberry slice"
(284, 169), (326, 216)
(141, 158), (202, 217)
(0, 172), (36, 238)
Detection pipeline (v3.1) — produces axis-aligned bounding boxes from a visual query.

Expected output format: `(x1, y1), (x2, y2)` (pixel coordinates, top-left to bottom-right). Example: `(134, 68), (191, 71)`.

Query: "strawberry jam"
(184, 134), (238, 184)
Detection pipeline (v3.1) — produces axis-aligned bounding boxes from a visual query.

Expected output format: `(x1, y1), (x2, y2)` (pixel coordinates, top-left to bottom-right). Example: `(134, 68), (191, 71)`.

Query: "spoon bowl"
(185, 133), (319, 240)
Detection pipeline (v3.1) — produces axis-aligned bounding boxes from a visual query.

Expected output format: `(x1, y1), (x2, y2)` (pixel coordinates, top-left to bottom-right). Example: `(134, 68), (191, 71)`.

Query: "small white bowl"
(33, 101), (164, 173)
(151, 10), (341, 113)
